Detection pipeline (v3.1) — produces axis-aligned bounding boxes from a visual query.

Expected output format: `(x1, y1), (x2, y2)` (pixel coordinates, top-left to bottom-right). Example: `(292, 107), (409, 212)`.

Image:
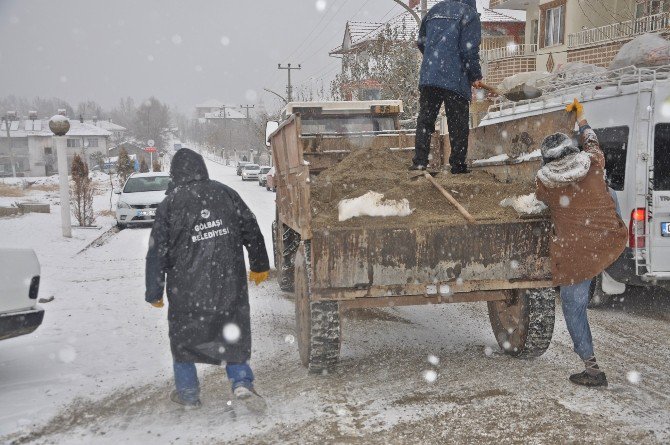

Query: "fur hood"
(536, 151), (592, 188)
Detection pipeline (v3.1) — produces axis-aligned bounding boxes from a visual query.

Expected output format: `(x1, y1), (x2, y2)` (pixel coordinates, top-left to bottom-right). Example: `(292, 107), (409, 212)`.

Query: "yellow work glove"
(249, 270), (269, 286)
(150, 299), (164, 308)
(565, 98), (585, 121)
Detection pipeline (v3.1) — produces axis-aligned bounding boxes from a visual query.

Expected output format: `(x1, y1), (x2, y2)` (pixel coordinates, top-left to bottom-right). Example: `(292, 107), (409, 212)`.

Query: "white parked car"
(258, 166), (272, 186)
(0, 248), (43, 341)
(115, 172), (171, 228)
(241, 164), (260, 181)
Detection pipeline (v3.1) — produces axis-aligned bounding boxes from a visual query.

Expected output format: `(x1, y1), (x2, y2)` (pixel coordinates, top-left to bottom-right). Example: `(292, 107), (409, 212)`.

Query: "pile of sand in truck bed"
(309, 146), (537, 228)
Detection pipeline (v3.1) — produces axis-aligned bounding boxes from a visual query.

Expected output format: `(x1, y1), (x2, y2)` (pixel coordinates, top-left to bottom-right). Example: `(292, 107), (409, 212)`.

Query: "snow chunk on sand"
(338, 191), (412, 222)
(500, 193), (547, 215)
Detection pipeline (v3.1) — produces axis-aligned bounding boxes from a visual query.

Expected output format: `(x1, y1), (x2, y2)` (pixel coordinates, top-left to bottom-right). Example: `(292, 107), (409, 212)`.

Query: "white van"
(0, 248), (43, 340)
(480, 65), (670, 304)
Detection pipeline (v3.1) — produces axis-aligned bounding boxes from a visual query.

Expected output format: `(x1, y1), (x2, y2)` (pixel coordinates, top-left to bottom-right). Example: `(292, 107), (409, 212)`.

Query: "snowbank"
(500, 193), (547, 216)
(338, 191), (412, 222)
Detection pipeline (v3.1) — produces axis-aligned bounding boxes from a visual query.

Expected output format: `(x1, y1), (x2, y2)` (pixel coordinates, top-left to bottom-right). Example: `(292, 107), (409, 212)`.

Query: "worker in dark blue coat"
(411, 0), (483, 174)
(145, 148), (270, 408)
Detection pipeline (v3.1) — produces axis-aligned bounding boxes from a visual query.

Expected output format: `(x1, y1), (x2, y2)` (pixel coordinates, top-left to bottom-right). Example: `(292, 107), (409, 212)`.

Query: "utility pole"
(240, 104), (255, 163)
(3, 112), (17, 178)
(278, 63), (301, 103)
(239, 104), (255, 119)
(421, 0), (427, 18)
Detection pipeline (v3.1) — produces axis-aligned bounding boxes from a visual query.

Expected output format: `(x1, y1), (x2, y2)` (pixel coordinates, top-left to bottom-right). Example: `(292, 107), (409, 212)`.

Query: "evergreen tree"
(139, 156), (149, 173)
(70, 154), (95, 227)
(117, 148), (134, 184)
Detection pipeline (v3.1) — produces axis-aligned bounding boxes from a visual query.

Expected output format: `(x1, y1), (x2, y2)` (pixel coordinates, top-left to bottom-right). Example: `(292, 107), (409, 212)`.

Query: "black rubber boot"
(450, 164), (470, 174)
(569, 370), (608, 387)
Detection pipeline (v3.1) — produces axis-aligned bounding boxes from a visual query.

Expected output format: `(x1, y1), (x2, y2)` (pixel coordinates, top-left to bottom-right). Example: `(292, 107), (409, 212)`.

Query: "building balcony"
(568, 12), (670, 49)
(481, 44), (538, 63)
(489, 0), (539, 11)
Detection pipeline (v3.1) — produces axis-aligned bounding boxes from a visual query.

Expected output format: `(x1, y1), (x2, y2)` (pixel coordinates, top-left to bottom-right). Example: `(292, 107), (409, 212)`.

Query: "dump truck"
(268, 100), (569, 373)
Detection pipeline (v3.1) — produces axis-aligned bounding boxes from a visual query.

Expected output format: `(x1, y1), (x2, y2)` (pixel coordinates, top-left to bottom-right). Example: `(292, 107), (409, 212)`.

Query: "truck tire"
(294, 241), (341, 373)
(488, 288), (556, 358)
(587, 274), (613, 308)
(274, 218), (300, 293)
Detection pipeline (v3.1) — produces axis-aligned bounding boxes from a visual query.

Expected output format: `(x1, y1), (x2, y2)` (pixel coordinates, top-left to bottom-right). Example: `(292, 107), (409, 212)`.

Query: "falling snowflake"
(171, 34), (183, 45)
(559, 196), (570, 207)
(195, 65), (203, 72)
(502, 341), (511, 350)
(315, 0), (327, 12)
(58, 346), (77, 363)
(423, 370), (438, 383)
(427, 355), (440, 365)
(626, 370), (641, 384)
(59, 75), (68, 83)
(484, 346), (494, 356)
(223, 323), (241, 343)
(220, 36), (231, 46)
(284, 334), (295, 344)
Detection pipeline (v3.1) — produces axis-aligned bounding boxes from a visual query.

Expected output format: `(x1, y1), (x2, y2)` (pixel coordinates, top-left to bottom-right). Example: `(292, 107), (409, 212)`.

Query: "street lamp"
(49, 114), (72, 238)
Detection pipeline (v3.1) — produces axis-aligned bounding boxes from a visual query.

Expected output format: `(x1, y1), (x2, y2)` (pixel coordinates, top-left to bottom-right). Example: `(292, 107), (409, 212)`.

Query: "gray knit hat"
(540, 132), (579, 164)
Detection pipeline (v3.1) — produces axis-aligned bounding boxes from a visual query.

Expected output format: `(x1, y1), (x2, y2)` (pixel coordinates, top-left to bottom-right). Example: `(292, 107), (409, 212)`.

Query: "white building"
(0, 118), (112, 177)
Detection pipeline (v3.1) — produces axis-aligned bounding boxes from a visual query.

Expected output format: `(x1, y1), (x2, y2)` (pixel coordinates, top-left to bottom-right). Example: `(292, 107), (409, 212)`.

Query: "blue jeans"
(173, 362), (254, 402)
(560, 279), (595, 360)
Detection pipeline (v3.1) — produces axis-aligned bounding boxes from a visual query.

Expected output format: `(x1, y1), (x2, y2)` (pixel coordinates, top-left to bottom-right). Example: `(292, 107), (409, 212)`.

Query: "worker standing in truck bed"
(411, 0), (483, 174)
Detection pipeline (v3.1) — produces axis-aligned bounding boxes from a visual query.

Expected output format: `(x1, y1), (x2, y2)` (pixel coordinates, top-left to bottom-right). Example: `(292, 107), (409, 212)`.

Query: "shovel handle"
(477, 81), (499, 96)
(423, 173), (477, 224)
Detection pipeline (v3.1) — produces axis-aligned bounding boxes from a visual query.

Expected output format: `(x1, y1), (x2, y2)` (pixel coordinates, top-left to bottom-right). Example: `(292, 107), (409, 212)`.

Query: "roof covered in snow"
(203, 108), (246, 119)
(0, 119), (112, 138)
(196, 99), (225, 109)
(85, 120), (127, 132)
(331, 0), (524, 55)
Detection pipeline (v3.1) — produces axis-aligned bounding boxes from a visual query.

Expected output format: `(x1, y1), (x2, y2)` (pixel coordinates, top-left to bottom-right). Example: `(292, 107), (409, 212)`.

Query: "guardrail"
(481, 44), (538, 62)
(568, 12), (670, 48)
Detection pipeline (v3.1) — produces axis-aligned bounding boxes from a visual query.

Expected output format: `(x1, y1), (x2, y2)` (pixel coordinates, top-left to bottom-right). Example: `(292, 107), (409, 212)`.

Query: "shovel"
(409, 171), (476, 224)
(479, 81), (542, 102)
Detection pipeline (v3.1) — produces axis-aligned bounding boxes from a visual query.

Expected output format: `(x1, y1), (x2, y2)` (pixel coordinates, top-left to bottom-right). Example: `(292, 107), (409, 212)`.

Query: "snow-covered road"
(1, 158), (669, 444)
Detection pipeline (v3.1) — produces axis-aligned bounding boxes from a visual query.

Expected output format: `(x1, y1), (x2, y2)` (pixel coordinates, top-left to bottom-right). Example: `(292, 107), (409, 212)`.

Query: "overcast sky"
(0, 0), (411, 115)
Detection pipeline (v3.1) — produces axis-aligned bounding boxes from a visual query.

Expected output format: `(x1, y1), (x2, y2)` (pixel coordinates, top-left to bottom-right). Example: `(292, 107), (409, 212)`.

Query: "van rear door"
(649, 124), (670, 275)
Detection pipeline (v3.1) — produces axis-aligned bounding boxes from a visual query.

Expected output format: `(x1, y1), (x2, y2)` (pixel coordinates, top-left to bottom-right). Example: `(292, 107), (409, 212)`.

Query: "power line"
(295, 0), (354, 63)
(285, 0), (344, 62)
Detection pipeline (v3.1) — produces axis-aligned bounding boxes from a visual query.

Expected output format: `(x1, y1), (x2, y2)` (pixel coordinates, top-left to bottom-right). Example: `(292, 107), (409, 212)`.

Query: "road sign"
(147, 139), (155, 147)
(144, 147), (157, 153)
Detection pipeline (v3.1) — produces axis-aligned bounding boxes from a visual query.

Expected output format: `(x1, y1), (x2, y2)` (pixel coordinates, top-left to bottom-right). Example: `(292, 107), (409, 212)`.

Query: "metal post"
(278, 63), (302, 102)
(3, 117), (17, 178)
(421, 0), (427, 18)
(54, 136), (72, 238)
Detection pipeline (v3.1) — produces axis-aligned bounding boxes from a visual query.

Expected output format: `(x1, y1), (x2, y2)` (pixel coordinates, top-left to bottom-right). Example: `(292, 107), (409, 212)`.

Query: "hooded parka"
(536, 129), (628, 286)
(145, 148), (269, 364)
(417, 0), (483, 100)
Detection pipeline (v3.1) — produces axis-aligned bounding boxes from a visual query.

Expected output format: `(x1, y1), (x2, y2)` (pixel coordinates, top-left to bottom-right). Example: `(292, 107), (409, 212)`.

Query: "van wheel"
(488, 288), (556, 358)
(116, 222), (126, 230)
(587, 274), (613, 308)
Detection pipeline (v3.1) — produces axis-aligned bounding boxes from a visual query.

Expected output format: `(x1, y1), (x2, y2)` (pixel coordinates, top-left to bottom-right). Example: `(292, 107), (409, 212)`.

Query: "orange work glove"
(249, 271), (269, 286)
(565, 98), (585, 121)
(150, 299), (164, 308)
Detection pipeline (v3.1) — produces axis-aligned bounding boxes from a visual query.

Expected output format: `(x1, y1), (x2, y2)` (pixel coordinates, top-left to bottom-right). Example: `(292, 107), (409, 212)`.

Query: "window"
(593, 126), (629, 191)
(544, 5), (565, 47)
(87, 138), (99, 148)
(123, 176), (172, 193)
(67, 139), (81, 148)
(531, 19), (539, 45)
(654, 124), (670, 190)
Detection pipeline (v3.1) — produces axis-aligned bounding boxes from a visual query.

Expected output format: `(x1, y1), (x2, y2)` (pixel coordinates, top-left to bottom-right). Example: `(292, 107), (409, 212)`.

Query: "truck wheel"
(488, 288), (556, 358)
(587, 274), (613, 308)
(276, 222), (299, 292)
(294, 241), (341, 373)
